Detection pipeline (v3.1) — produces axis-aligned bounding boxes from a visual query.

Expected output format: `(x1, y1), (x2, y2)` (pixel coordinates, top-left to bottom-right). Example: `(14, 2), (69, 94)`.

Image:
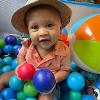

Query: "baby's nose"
(39, 28), (49, 36)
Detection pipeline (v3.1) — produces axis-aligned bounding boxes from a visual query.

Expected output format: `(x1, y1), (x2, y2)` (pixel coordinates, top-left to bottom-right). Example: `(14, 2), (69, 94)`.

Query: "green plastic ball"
(0, 38), (6, 48)
(68, 90), (82, 100)
(17, 90), (27, 100)
(23, 81), (38, 97)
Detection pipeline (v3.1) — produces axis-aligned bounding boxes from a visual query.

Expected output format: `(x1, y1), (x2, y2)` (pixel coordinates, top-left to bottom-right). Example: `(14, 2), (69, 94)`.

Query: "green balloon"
(0, 38), (6, 48)
(23, 81), (38, 97)
(68, 90), (82, 100)
(17, 90), (27, 100)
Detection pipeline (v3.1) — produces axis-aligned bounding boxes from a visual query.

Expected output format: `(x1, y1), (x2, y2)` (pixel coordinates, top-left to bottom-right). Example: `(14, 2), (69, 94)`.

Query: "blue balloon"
(3, 45), (14, 54)
(1, 88), (16, 100)
(67, 72), (85, 91)
(5, 35), (17, 46)
(0, 58), (5, 68)
(9, 75), (24, 91)
(33, 68), (56, 93)
(11, 58), (18, 69)
(82, 95), (95, 100)
(2, 65), (13, 73)
(3, 56), (13, 65)
(14, 46), (21, 56)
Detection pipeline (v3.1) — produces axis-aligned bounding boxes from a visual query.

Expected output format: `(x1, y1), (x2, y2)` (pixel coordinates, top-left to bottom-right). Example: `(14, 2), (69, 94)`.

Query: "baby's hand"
(0, 71), (15, 91)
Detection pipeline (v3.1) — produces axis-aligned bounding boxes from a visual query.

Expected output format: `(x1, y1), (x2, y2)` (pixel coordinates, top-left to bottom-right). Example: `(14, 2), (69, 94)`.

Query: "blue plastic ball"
(9, 75), (24, 91)
(70, 61), (79, 69)
(82, 95), (95, 100)
(96, 81), (100, 89)
(17, 39), (23, 45)
(3, 45), (14, 54)
(33, 68), (56, 93)
(2, 65), (13, 73)
(14, 46), (21, 56)
(13, 45), (20, 50)
(61, 28), (68, 35)
(3, 56), (13, 65)
(11, 58), (18, 69)
(5, 35), (17, 45)
(1, 88), (16, 100)
(0, 58), (5, 68)
(0, 49), (2, 55)
(67, 72), (85, 91)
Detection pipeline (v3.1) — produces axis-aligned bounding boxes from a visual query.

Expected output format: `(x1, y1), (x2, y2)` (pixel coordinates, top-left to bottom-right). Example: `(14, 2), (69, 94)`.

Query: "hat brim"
(11, 0), (72, 34)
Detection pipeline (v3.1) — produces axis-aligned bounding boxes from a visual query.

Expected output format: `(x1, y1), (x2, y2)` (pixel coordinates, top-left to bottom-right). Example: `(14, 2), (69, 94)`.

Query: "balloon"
(69, 14), (100, 74)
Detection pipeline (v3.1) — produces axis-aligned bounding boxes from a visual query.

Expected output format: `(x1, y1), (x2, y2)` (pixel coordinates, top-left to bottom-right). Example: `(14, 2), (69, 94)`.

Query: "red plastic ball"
(60, 34), (69, 46)
(16, 62), (36, 80)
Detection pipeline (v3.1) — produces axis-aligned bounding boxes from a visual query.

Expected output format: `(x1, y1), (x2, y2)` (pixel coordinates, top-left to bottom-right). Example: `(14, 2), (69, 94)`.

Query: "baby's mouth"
(39, 38), (50, 42)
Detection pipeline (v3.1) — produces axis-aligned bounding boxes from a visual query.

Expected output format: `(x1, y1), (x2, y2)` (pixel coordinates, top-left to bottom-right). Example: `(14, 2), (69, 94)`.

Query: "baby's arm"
(0, 70), (15, 91)
(55, 45), (71, 83)
(54, 70), (70, 83)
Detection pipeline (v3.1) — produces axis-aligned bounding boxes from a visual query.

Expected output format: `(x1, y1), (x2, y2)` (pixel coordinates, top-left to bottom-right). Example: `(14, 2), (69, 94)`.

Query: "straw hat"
(11, 0), (72, 34)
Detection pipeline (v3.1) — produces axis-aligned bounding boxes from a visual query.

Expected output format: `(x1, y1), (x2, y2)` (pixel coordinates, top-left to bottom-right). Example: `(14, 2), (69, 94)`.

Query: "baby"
(0, 0), (72, 100)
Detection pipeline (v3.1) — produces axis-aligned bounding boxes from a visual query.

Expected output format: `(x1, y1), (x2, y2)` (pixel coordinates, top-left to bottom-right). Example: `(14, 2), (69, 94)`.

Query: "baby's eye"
(47, 23), (54, 28)
(31, 25), (39, 30)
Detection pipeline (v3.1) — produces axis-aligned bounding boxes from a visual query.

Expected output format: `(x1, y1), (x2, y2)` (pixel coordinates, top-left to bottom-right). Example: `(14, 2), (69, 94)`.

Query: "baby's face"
(26, 5), (61, 50)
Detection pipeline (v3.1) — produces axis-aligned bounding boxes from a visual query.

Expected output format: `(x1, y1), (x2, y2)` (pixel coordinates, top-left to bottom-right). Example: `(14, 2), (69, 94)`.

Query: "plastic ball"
(68, 90), (82, 100)
(11, 58), (18, 69)
(96, 81), (100, 89)
(23, 81), (38, 97)
(61, 28), (68, 35)
(9, 75), (24, 91)
(33, 68), (56, 93)
(26, 98), (37, 100)
(67, 72), (85, 91)
(17, 90), (27, 100)
(0, 38), (6, 48)
(13, 45), (20, 50)
(5, 35), (17, 45)
(0, 70), (3, 75)
(69, 14), (100, 74)
(3, 56), (13, 65)
(70, 60), (79, 69)
(60, 34), (69, 46)
(1, 88), (16, 100)
(0, 49), (2, 55)
(16, 62), (36, 80)
(82, 95), (95, 100)
(2, 65), (13, 73)
(0, 58), (5, 68)
(14, 46), (21, 56)
(17, 39), (23, 45)
(3, 45), (14, 54)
